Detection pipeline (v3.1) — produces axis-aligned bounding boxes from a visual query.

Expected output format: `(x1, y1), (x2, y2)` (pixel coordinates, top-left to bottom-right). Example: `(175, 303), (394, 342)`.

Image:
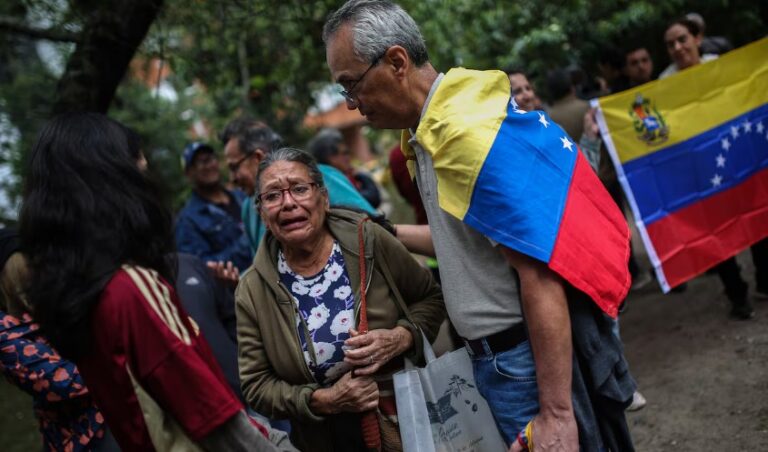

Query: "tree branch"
(0, 15), (81, 43)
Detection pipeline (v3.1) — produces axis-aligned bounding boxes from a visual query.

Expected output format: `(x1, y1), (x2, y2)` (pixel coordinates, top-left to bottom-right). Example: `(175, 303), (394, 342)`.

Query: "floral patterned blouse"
(0, 311), (107, 451)
(278, 241), (355, 385)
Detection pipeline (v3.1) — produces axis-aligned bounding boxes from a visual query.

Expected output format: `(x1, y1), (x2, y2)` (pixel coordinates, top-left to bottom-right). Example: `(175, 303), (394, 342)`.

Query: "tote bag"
(393, 337), (507, 452)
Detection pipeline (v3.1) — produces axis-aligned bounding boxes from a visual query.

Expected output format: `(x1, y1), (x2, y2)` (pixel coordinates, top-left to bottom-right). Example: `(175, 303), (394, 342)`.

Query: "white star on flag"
(757, 122), (765, 134)
(560, 136), (574, 152)
(710, 174), (723, 187)
(716, 154), (726, 168)
(509, 97), (526, 114)
(538, 112), (550, 128)
(730, 125), (740, 138)
(743, 120), (752, 133)
(721, 137), (731, 151)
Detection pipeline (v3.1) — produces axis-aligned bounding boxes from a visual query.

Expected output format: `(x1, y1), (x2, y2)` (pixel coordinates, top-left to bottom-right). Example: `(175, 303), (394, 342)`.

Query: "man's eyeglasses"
(227, 152), (256, 174)
(339, 51), (386, 105)
(257, 182), (319, 208)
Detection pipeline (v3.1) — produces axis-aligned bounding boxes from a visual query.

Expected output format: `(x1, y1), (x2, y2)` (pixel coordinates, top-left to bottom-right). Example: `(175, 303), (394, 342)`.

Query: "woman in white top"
(659, 17), (718, 79)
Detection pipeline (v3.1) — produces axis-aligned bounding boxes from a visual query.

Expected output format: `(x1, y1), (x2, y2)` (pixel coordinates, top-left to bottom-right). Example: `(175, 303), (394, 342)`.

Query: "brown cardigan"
(235, 209), (445, 451)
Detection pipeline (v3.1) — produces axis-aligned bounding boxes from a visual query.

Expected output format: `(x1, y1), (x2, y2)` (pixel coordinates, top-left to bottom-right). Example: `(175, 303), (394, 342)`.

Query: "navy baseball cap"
(182, 142), (215, 170)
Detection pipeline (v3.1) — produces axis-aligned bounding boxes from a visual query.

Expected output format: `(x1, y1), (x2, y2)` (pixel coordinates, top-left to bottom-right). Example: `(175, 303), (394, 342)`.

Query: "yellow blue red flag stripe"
(596, 37), (768, 291)
(402, 68), (631, 316)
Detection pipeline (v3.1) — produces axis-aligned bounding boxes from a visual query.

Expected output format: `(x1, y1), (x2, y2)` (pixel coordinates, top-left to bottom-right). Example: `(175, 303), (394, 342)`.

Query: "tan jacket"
(236, 209), (445, 451)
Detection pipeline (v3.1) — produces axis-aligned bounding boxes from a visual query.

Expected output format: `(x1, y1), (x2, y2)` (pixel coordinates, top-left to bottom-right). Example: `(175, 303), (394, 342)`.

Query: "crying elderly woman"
(235, 148), (445, 452)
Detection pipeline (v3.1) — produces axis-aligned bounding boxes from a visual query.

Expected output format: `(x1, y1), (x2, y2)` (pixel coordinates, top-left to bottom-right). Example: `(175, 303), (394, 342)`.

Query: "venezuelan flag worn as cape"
(401, 68), (631, 317)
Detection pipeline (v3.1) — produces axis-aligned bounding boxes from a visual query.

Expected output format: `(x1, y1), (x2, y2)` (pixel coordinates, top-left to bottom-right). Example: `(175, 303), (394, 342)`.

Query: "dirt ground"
(621, 250), (768, 450)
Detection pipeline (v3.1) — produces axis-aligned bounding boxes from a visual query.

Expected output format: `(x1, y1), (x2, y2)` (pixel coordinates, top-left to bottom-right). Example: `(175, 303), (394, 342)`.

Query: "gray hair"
(255, 147), (326, 197)
(323, 0), (429, 66)
(219, 117), (283, 156)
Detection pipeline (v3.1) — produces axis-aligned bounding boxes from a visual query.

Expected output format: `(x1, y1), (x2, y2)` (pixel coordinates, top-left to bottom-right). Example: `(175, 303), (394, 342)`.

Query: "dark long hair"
(19, 112), (175, 359)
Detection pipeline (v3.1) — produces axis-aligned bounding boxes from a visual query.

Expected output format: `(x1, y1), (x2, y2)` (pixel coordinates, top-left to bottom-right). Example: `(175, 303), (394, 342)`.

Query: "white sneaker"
(626, 391), (647, 412)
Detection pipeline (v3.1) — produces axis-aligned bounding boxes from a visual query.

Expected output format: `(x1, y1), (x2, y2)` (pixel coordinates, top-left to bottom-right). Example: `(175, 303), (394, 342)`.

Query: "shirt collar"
(409, 72), (445, 138)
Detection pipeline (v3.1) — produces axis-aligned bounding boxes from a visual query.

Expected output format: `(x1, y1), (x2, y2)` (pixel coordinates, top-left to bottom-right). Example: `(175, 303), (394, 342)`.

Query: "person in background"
(622, 45), (654, 87)
(659, 17), (718, 79)
(581, 43), (658, 289)
(235, 147), (445, 451)
(597, 46), (629, 94)
(174, 253), (242, 398)
(0, 228), (120, 452)
(308, 128), (381, 208)
(685, 12), (733, 56)
(505, 69), (542, 111)
(388, 144), (428, 226)
(175, 142), (252, 271)
(546, 68), (589, 140)
(19, 112), (294, 451)
(660, 18), (767, 318)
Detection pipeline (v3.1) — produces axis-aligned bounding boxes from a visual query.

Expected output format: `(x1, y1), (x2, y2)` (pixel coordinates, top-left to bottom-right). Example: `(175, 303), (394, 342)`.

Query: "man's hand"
(207, 260), (240, 287)
(343, 326), (413, 375)
(583, 108), (599, 140)
(508, 413), (579, 452)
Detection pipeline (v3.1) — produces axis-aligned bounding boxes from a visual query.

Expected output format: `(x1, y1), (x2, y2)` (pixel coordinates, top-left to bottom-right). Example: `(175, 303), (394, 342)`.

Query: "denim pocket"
(473, 339), (539, 443)
(492, 340), (537, 382)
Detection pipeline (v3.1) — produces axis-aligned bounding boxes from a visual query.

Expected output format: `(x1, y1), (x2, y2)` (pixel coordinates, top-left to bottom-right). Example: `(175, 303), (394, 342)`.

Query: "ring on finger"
(368, 355), (374, 364)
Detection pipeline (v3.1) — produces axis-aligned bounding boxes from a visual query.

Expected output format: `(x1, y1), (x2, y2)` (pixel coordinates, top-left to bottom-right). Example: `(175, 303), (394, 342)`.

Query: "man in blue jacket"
(175, 142), (252, 271)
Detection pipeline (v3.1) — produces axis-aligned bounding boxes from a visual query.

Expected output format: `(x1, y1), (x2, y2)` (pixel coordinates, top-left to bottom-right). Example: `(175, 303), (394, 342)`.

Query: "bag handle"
(362, 219), (438, 367)
(358, 216), (417, 328)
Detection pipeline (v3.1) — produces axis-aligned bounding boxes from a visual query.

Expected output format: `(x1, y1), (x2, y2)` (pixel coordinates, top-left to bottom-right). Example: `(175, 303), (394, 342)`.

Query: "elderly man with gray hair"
(323, 1), (636, 451)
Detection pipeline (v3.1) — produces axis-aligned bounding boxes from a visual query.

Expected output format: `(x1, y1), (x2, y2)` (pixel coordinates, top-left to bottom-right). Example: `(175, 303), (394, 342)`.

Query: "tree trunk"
(52, 0), (164, 115)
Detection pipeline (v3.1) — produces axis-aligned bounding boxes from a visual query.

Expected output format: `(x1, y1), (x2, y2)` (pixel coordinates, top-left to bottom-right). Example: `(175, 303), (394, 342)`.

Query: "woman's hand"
(206, 260), (240, 287)
(343, 326), (413, 376)
(310, 371), (379, 414)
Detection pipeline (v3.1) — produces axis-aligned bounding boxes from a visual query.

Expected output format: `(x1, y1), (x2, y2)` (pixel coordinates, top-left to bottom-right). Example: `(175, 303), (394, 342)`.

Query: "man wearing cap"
(175, 142), (252, 271)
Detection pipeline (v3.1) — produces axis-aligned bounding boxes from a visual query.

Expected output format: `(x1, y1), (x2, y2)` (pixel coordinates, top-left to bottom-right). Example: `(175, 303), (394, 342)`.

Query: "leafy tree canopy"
(0, 0), (765, 222)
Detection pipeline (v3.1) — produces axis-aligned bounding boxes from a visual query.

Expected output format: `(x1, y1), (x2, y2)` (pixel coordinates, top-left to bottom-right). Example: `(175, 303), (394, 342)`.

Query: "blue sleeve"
(0, 312), (89, 400)
(319, 164), (376, 213)
(176, 208), (252, 271)
(175, 209), (212, 257)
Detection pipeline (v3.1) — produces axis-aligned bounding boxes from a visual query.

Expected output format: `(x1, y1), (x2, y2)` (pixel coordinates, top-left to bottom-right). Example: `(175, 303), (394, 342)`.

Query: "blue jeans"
(471, 339), (539, 445)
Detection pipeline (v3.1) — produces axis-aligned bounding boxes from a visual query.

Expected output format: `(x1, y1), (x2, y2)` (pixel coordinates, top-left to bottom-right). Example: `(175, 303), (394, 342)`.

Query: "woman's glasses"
(257, 183), (319, 208)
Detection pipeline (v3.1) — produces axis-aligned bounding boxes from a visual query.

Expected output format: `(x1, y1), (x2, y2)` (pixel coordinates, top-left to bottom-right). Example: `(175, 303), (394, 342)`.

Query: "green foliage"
(109, 78), (203, 211)
(0, 0), (765, 219)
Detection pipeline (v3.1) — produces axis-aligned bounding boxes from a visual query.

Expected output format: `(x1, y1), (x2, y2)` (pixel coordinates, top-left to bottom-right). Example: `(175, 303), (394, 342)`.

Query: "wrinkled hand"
(508, 412), (578, 452)
(207, 260), (240, 287)
(582, 108), (600, 140)
(343, 326), (413, 376)
(325, 371), (379, 413)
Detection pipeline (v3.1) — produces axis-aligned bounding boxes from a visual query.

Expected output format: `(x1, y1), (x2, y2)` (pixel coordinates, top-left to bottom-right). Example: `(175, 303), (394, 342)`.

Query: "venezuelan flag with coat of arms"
(401, 68), (631, 317)
(595, 37), (768, 292)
